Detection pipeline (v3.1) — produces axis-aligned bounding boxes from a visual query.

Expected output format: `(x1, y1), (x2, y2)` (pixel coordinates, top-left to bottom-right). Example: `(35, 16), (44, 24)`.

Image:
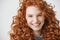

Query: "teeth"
(34, 24), (39, 26)
(32, 23), (41, 26)
(35, 24), (39, 25)
(33, 23), (41, 26)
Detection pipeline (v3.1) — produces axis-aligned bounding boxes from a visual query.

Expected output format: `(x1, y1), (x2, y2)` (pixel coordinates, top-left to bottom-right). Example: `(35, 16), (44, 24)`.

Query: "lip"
(33, 24), (40, 26)
(32, 23), (41, 26)
(34, 24), (39, 25)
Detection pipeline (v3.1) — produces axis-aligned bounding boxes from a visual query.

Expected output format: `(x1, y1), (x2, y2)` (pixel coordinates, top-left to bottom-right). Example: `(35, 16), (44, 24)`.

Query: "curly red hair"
(10, 0), (60, 40)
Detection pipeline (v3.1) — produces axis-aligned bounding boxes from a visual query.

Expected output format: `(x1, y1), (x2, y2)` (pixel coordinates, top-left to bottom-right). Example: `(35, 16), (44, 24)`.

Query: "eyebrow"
(27, 14), (33, 16)
(27, 13), (42, 16)
(37, 13), (42, 15)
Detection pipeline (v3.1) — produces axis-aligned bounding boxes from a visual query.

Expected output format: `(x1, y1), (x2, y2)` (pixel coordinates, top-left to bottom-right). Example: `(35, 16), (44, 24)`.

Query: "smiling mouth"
(32, 23), (41, 26)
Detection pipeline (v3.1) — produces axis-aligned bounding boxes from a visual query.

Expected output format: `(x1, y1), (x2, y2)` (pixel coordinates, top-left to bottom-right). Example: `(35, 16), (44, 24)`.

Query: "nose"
(33, 17), (38, 23)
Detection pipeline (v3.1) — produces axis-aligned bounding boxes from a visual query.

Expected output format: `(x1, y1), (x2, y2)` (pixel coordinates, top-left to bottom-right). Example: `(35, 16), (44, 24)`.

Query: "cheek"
(26, 17), (32, 24)
(26, 18), (33, 28)
(38, 17), (45, 23)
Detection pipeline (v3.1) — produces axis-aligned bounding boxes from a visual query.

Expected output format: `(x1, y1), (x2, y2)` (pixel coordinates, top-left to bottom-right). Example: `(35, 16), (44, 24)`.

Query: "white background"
(0, 0), (60, 40)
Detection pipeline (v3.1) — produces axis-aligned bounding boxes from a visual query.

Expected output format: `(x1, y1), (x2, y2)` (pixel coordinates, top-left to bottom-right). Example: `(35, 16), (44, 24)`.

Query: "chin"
(33, 28), (41, 31)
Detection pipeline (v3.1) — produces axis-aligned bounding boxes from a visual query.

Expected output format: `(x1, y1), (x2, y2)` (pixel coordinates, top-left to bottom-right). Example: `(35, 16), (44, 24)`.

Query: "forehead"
(26, 6), (42, 15)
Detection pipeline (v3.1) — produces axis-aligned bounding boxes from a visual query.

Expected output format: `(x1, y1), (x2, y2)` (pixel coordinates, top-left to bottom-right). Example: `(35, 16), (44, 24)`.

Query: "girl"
(10, 0), (60, 40)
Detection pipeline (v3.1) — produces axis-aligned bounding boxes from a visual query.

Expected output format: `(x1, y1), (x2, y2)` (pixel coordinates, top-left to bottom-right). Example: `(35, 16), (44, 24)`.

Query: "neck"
(33, 30), (41, 37)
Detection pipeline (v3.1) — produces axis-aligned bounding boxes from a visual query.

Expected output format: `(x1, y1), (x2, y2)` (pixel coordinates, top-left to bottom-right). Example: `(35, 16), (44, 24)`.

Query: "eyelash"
(28, 14), (42, 17)
(28, 15), (32, 17)
(37, 15), (42, 16)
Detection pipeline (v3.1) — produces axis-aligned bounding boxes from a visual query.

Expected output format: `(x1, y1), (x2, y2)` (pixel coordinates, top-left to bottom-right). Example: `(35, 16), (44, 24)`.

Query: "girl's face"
(26, 6), (45, 31)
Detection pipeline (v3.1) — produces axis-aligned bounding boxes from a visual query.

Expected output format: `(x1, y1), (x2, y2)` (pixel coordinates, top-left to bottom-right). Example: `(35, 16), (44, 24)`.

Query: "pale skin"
(26, 6), (45, 37)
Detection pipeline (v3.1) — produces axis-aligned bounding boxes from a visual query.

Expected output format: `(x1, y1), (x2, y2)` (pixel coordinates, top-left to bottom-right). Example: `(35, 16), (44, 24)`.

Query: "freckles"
(38, 17), (44, 22)
(38, 17), (43, 20)
(27, 18), (31, 23)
